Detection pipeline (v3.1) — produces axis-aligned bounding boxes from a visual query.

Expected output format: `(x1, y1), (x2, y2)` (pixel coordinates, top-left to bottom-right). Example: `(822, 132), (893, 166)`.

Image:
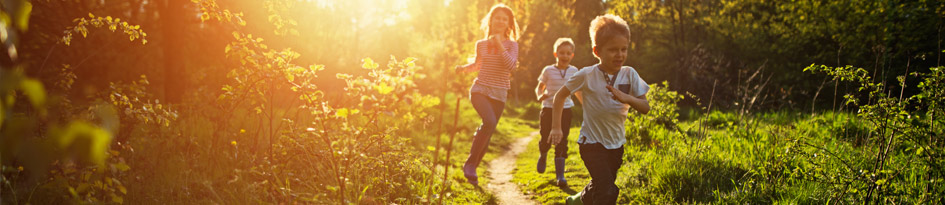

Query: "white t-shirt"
(564, 64), (649, 149)
(537, 65), (579, 108)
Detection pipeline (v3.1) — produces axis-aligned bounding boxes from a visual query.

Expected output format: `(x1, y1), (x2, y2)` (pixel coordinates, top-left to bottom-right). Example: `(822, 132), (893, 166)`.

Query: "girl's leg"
(463, 93), (505, 184)
(469, 95), (505, 164)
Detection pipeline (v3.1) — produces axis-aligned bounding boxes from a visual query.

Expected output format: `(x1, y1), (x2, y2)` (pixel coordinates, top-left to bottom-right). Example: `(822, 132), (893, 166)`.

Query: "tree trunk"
(161, 0), (188, 103)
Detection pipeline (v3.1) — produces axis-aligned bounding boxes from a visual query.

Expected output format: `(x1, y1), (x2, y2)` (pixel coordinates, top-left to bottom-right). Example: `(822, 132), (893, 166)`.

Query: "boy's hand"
(606, 85), (632, 103)
(454, 65), (465, 74)
(537, 94), (550, 102)
(548, 129), (564, 145)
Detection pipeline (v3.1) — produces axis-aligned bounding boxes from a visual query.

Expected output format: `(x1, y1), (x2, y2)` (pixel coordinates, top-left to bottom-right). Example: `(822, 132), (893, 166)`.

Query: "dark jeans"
(579, 142), (624, 204)
(464, 93), (506, 170)
(539, 108), (571, 158)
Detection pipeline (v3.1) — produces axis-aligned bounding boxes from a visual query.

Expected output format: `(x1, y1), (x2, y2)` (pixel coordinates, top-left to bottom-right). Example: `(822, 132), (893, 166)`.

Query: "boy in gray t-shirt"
(548, 14), (650, 205)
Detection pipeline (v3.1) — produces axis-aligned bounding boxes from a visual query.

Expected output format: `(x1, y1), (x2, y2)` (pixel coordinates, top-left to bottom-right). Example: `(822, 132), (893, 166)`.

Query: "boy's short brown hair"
(553, 38), (574, 53)
(588, 14), (630, 48)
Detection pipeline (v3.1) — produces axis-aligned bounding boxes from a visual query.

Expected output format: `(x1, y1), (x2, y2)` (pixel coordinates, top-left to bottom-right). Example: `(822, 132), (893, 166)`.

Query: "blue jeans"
(464, 93), (506, 172)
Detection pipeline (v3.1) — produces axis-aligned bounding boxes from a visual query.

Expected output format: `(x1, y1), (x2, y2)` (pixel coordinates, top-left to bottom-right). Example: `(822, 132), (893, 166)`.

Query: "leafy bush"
(625, 81), (684, 148)
(763, 64), (945, 203)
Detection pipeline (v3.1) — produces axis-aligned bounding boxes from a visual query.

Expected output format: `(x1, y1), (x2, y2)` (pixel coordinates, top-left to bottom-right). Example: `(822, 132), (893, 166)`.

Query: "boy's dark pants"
(539, 108), (571, 158)
(579, 142), (624, 204)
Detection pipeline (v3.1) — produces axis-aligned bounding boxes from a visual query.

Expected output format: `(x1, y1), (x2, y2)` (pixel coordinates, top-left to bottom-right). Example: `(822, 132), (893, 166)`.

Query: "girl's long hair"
(480, 4), (520, 41)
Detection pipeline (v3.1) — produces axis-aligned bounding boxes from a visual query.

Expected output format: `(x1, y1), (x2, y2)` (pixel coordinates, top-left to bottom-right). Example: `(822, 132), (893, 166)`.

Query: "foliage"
(60, 13), (148, 46)
(7, 0), (945, 203)
(2, 1), (137, 204)
(626, 81), (684, 148)
(790, 64), (945, 203)
(107, 75), (178, 129)
(607, 0), (943, 110)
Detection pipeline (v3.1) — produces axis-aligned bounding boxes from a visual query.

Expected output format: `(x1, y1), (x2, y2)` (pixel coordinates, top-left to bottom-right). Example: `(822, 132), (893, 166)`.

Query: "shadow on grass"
(559, 184), (578, 195)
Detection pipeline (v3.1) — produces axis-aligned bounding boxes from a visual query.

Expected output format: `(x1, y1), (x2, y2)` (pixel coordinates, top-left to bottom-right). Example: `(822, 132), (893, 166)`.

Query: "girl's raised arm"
(456, 41), (487, 73)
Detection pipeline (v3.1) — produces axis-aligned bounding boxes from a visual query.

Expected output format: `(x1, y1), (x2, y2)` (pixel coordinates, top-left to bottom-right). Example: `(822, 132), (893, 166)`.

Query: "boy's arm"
(573, 91), (584, 105)
(535, 82), (549, 101)
(548, 86), (572, 144)
(606, 85), (650, 114)
(627, 94), (649, 114)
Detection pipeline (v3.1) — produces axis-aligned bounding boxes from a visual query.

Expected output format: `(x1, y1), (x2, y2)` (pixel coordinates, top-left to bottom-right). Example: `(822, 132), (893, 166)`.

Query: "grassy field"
(514, 107), (920, 204)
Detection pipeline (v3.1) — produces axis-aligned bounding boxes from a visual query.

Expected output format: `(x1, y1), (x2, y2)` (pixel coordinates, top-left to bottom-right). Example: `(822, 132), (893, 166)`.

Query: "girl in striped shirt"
(454, 3), (520, 186)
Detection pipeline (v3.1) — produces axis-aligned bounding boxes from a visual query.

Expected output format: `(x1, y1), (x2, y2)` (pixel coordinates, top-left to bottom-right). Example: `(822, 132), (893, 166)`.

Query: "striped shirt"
(462, 39), (518, 102)
(537, 65), (578, 108)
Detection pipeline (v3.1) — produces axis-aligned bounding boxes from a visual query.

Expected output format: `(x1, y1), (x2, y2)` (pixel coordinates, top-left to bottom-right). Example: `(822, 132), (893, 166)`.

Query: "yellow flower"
(231, 141), (238, 146)
(17, 166), (24, 171)
(240, 129), (246, 134)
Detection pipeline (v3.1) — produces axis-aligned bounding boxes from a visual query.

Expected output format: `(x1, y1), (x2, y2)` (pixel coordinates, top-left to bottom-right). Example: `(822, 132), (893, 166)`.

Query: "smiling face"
(554, 43), (574, 66)
(593, 35), (629, 72)
(490, 11), (510, 36)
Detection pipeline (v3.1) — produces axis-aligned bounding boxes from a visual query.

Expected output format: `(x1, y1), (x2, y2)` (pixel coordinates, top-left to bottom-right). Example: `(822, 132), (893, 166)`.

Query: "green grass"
(512, 127), (585, 204)
(511, 110), (880, 204)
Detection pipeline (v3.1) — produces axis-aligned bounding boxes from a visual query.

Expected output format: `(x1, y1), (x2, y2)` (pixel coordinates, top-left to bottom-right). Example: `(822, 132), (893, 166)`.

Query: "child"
(454, 3), (520, 186)
(548, 14), (650, 204)
(534, 38), (580, 187)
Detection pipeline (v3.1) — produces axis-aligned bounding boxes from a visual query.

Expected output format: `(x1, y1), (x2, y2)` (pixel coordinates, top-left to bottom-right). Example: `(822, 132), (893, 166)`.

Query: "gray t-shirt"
(537, 65), (578, 108)
(564, 64), (649, 149)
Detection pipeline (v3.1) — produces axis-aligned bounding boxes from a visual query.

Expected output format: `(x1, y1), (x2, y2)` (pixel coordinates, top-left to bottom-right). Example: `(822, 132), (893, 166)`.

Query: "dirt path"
(486, 131), (539, 205)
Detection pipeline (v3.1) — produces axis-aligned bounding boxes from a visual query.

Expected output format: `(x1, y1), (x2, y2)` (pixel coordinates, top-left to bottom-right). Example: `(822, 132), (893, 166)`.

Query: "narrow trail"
(486, 131), (540, 205)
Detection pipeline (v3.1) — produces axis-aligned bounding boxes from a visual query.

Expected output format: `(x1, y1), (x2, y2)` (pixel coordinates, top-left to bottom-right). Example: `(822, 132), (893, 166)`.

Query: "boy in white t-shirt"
(534, 38), (581, 187)
(549, 14), (650, 204)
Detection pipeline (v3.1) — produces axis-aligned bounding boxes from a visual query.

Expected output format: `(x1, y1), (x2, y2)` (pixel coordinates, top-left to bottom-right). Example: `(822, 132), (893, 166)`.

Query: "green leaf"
(403, 57), (416, 67)
(336, 108), (349, 118)
(56, 121), (114, 167)
(15, 1), (31, 31)
(362, 58), (379, 69)
(115, 162), (131, 172)
(374, 82), (393, 95)
(19, 79), (45, 108)
(420, 96), (440, 108)
(111, 194), (124, 204)
(89, 127), (111, 167)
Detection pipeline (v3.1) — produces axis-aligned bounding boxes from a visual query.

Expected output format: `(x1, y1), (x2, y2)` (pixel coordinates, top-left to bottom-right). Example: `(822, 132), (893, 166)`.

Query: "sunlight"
(11, 0), (942, 204)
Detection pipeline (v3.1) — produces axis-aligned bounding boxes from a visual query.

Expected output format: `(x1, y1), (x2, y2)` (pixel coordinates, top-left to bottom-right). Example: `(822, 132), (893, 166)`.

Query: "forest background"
(1, 0), (942, 204)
